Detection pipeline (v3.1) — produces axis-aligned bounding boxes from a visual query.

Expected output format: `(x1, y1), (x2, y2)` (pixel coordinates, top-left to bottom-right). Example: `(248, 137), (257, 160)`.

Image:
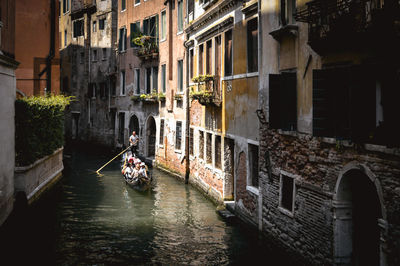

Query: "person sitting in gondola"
(138, 162), (148, 180)
(122, 158), (135, 182)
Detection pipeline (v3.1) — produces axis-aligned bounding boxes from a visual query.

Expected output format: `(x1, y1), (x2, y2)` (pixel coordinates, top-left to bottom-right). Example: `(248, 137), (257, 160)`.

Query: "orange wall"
(15, 0), (60, 96)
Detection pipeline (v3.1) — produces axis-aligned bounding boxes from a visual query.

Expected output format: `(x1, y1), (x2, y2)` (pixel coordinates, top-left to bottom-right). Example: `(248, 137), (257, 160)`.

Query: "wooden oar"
(96, 145), (132, 174)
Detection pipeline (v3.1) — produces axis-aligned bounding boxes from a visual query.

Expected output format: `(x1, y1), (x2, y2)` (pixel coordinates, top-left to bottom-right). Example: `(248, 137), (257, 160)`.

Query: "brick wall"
(258, 127), (400, 265)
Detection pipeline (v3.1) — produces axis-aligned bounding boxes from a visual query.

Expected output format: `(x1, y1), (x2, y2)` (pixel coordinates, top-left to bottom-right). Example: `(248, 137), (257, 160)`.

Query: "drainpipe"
(46, 0), (56, 95)
(184, 43), (190, 184)
(257, 0), (263, 232)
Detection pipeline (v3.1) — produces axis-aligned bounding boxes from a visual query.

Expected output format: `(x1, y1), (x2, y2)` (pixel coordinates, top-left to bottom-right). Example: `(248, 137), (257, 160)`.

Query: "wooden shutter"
(282, 72), (297, 131)
(269, 74), (281, 129)
(118, 28), (123, 51)
(313, 69), (331, 137)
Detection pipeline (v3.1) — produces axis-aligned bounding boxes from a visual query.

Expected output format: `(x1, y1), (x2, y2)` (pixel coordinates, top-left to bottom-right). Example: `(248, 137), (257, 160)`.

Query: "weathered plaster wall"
(0, 61), (16, 226)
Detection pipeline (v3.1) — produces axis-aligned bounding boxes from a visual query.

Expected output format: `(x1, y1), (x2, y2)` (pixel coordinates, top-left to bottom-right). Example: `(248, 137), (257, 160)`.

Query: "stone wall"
(14, 148), (64, 204)
(259, 127), (400, 265)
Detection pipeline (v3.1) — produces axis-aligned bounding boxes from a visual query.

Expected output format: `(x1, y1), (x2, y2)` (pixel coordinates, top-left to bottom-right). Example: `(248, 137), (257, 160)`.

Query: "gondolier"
(129, 131), (139, 156)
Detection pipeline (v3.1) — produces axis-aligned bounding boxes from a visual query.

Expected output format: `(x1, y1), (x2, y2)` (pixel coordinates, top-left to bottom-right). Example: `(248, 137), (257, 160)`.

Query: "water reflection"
(1, 148), (305, 265)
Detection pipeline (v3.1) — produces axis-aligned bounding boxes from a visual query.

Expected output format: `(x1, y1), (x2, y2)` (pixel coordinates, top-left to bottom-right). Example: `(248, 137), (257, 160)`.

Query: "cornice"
(185, 0), (240, 34)
(196, 16), (234, 43)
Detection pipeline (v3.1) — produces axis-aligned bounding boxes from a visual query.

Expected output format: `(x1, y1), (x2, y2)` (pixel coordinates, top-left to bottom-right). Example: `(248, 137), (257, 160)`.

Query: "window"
(176, 121), (182, 150)
(161, 64), (166, 93)
(135, 0), (140, 6)
(159, 119), (165, 145)
(88, 83), (96, 98)
(120, 70), (126, 95)
(102, 48), (107, 60)
(73, 19), (84, 38)
(63, 0), (70, 14)
(118, 27), (127, 52)
(80, 52), (84, 64)
(146, 68), (151, 94)
(64, 30), (67, 47)
(199, 130), (204, 159)
(130, 22), (140, 47)
(312, 66), (389, 144)
(188, 0), (194, 21)
(135, 69), (141, 94)
(143, 15), (159, 41)
(177, 0), (183, 33)
(280, 0), (296, 26)
(206, 133), (212, 164)
(269, 72), (297, 131)
(206, 39), (212, 74)
(189, 128), (194, 156)
(177, 60), (183, 92)
(215, 135), (221, 169)
(59, 0), (61, 16)
(199, 44), (204, 75)
(247, 18), (258, 73)
(152, 66), (159, 92)
(62, 77), (69, 93)
(189, 49), (194, 80)
(121, 0), (126, 11)
(118, 112), (125, 143)
(249, 144), (259, 187)
(93, 21), (97, 32)
(161, 10), (166, 40)
(280, 173), (295, 213)
(224, 30), (232, 76)
(99, 18), (106, 30)
(92, 49), (97, 61)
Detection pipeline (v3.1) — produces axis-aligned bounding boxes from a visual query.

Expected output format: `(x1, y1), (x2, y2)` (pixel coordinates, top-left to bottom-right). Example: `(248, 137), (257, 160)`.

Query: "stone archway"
(333, 163), (387, 266)
(146, 116), (156, 157)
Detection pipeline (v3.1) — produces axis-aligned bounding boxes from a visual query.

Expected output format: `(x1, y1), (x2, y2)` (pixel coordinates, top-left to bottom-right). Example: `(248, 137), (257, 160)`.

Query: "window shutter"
(282, 72), (297, 131)
(124, 28), (127, 51)
(155, 14), (159, 44)
(118, 28), (123, 51)
(130, 23), (135, 47)
(312, 69), (331, 137)
(269, 74), (281, 129)
(143, 19), (148, 36)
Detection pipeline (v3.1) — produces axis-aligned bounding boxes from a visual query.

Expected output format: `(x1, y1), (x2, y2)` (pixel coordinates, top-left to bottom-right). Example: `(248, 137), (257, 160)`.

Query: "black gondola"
(121, 151), (152, 191)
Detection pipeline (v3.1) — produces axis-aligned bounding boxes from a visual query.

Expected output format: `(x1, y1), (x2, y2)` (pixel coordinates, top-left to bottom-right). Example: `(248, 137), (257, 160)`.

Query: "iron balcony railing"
(295, 0), (399, 45)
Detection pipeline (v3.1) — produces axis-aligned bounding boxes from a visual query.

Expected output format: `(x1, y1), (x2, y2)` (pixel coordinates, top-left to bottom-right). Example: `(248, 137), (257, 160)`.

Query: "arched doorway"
(129, 115), (140, 137)
(334, 164), (387, 266)
(146, 116), (156, 157)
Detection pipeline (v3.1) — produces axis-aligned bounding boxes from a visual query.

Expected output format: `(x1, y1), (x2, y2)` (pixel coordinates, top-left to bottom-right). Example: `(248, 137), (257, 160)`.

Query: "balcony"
(133, 35), (159, 61)
(190, 75), (222, 107)
(295, 0), (400, 54)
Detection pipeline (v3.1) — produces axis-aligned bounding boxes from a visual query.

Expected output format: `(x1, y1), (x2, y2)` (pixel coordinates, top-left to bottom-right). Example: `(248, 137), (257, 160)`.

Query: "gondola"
(121, 151), (152, 191)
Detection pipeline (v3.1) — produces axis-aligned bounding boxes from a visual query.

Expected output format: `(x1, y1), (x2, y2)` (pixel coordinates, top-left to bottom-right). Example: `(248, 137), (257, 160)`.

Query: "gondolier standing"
(129, 131), (139, 156)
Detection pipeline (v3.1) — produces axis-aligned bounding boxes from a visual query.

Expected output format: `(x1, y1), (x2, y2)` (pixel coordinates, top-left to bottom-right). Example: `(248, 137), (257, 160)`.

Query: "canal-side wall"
(259, 130), (400, 265)
(14, 148), (64, 204)
(0, 57), (18, 226)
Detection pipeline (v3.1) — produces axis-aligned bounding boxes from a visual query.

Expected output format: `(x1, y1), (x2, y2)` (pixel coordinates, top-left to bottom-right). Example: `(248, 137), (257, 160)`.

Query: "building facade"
(0, 0), (18, 226)
(15, 0), (60, 97)
(252, 0), (400, 265)
(61, 0), (118, 146)
(115, 0), (187, 168)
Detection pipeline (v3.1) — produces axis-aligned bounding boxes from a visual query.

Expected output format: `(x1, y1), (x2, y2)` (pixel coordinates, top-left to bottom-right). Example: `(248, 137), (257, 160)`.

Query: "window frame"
(177, 0), (183, 34)
(159, 119), (165, 146)
(248, 143), (259, 188)
(246, 17), (258, 74)
(161, 10), (167, 41)
(279, 170), (297, 217)
(120, 70), (126, 96)
(175, 121), (183, 151)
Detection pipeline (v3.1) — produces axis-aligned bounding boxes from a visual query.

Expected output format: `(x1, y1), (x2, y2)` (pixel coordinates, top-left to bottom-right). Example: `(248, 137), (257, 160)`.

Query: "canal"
(1, 147), (306, 265)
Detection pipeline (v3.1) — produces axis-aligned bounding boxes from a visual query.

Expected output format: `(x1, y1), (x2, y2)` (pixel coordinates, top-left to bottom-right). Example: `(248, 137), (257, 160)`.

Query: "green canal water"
(1, 148), (306, 265)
